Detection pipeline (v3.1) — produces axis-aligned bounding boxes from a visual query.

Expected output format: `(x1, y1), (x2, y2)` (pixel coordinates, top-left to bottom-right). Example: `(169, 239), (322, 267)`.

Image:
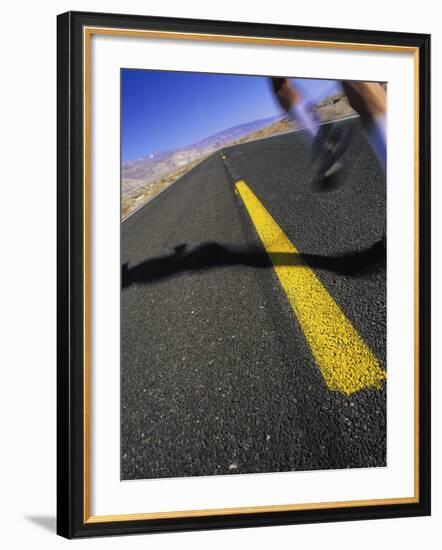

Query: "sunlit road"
(121, 118), (387, 480)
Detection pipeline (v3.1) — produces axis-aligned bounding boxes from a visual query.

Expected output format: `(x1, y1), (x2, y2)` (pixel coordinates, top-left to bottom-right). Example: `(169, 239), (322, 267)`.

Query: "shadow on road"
(122, 240), (385, 288)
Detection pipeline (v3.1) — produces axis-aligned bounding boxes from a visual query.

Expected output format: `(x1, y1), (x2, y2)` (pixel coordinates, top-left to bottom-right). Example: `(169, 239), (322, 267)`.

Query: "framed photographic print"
(57, 11), (431, 538)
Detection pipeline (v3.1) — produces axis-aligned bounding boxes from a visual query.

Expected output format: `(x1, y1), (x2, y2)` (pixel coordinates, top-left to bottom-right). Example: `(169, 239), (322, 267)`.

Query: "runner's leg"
(271, 77), (318, 142)
(342, 81), (387, 171)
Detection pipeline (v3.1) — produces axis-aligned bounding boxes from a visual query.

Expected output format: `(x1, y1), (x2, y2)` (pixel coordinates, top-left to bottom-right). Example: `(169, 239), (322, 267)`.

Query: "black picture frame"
(57, 10), (431, 539)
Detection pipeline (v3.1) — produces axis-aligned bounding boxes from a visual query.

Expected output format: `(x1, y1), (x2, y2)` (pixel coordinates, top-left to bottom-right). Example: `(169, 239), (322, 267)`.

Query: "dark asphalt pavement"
(121, 118), (387, 480)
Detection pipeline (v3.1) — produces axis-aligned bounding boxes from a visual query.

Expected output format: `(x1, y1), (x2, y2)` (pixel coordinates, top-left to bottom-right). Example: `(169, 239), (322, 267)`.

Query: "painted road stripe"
(235, 180), (386, 396)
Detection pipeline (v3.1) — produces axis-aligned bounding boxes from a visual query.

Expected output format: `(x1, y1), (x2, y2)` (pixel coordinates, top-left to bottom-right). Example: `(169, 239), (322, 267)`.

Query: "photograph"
(120, 69), (388, 481)
(1, 0), (437, 544)
(56, 10), (430, 538)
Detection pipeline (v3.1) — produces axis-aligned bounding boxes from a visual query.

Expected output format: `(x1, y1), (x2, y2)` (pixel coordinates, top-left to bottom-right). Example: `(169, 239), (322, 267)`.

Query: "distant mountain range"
(122, 114), (283, 195)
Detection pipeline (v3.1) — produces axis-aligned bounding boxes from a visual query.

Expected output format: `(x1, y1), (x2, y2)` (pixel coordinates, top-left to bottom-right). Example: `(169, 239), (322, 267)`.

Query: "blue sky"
(122, 69), (341, 162)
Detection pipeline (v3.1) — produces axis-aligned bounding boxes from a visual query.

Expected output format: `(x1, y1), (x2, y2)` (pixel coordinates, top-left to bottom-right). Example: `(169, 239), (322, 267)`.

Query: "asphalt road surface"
(121, 118), (387, 480)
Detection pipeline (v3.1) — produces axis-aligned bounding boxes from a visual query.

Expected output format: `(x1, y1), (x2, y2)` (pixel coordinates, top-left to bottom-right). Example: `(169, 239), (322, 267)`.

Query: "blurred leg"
(271, 77), (300, 112)
(342, 81), (386, 171)
(271, 77), (318, 139)
(342, 81), (386, 125)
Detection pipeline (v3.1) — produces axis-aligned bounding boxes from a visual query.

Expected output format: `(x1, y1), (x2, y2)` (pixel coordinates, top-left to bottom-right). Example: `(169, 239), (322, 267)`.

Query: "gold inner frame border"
(82, 26), (420, 524)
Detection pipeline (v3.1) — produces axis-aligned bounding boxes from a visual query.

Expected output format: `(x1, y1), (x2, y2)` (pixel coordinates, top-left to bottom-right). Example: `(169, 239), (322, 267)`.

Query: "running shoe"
(309, 120), (354, 191)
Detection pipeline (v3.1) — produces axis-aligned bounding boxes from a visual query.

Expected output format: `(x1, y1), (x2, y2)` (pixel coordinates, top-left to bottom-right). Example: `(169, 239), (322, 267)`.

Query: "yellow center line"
(235, 180), (386, 396)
